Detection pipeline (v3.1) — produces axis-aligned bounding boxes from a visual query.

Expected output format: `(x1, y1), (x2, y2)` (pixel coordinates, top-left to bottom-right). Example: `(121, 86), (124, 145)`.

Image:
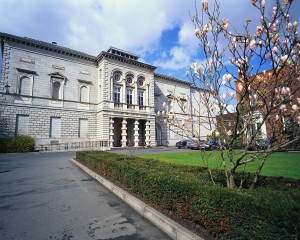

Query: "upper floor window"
(49, 73), (66, 101)
(126, 75), (133, 84)
(137, 77), (144, 87)
(15, 68), (36, 104)
(52, 82), (61, 99)
(127, 88), (133, 105)
(19, 76), (31, 96)
(114, 87), (121, 103)
(80, 86), (89, 102)
(113, 72), (122, 82)
(138, 91), (144, 106)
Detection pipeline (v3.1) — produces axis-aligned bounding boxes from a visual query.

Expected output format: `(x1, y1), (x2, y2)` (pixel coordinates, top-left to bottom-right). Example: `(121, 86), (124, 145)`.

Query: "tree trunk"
(229, 170), (236, 188)
(251, 156), (267, 188)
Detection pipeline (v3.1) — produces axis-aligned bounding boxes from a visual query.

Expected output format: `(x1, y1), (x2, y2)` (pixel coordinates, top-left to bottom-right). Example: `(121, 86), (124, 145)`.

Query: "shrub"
(0, 135), (35, 153)
(76, 151), (300, 239)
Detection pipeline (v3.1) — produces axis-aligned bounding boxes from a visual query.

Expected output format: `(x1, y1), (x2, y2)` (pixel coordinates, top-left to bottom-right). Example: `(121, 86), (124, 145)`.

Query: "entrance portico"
(110, 117), (150, 147)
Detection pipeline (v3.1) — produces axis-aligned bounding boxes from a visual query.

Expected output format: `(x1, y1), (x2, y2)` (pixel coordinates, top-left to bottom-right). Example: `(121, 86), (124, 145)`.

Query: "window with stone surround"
(79, 119), (88, 138)
(80, 86), (89, 102)
(15, 68), (35, 104)
(16, 115), (29, 136)
(50, 117), (61, 138)
(49, 73), (66, 106)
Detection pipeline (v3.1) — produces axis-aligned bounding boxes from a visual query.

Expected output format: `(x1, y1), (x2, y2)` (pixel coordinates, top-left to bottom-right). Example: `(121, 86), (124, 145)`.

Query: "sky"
(0, 0), (299, 82)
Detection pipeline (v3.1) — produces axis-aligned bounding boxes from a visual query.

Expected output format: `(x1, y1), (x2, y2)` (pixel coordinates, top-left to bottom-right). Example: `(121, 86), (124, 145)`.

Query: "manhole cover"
(50, 179), (75, 186)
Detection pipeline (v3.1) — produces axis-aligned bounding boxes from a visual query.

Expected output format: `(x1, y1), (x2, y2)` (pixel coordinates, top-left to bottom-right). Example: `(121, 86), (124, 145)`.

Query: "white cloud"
(0, 0), (299, 73)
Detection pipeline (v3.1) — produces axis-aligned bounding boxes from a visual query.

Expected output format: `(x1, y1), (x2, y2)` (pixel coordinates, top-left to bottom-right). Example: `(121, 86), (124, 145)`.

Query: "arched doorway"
(155, 124), (162, 146)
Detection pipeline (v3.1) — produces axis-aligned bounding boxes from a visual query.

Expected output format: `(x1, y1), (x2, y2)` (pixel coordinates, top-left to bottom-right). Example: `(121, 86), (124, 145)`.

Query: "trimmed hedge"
(0, 135), (35, 153)
(76, 151), (300, 239)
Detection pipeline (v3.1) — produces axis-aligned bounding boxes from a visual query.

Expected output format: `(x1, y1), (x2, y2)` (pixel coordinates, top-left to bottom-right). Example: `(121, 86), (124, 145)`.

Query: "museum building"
(0, 32), (211, 150)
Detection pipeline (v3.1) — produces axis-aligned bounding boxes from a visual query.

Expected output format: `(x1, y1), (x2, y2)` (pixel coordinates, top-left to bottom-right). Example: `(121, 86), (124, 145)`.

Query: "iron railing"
(36, 140), (109, 152)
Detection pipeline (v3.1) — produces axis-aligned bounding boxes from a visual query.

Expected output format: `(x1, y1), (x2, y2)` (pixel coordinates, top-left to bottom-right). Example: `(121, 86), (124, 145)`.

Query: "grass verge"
(138, 151), (300, 179)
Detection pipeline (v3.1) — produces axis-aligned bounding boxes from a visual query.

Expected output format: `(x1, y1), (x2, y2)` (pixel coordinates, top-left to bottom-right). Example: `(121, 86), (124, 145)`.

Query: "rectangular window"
(50, 117), (61, 138)
(16, 115), (29, 136)
(127, 89), (133, 105)
(114, 87), (120, 103)
(79, 119), (88, 138)
(138, 91), (144, 106)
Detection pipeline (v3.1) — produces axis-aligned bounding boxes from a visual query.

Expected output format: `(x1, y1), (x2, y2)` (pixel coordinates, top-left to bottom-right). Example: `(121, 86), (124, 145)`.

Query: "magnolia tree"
(158, 0), (300, 189)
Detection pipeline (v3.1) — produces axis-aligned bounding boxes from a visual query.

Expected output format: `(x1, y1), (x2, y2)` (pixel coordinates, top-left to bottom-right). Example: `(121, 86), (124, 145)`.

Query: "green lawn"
(138, 151), (300, 179)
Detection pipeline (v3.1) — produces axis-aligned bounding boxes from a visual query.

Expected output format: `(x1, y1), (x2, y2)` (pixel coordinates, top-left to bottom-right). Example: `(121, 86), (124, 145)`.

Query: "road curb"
(71, 159), (203, 240)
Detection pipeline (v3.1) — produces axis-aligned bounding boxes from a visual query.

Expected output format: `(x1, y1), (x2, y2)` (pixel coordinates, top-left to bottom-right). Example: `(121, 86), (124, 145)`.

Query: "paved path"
(0, 152), (170, 240)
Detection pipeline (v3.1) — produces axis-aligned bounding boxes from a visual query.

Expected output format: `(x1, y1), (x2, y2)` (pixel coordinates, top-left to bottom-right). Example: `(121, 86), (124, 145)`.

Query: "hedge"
(76, 151), (300, 239)
(0, 135), (35, 153)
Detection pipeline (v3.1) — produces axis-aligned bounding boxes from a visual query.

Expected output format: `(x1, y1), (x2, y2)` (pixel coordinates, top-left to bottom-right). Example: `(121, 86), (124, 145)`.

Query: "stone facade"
(0, 32), (213, 150)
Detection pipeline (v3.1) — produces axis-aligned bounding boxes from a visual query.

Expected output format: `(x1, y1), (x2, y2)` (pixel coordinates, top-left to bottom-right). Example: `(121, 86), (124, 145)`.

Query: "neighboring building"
(216, 112), (237, 134)
(0, 32), (212, 150)
(235, 68), (300, 145)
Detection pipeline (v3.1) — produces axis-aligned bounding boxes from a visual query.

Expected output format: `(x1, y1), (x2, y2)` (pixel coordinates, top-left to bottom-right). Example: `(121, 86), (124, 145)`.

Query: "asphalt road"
(0, 151), (171, 240)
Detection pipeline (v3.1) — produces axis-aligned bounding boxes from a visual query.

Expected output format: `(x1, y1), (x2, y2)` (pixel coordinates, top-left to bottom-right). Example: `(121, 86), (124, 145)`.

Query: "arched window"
(80, 86), (89, 102)
(52, 82), (61, 99)
(19, 76), (31, 96)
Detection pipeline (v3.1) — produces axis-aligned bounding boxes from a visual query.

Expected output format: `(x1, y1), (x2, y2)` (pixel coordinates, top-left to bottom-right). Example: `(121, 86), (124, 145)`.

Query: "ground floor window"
(79, 119), (88, 138)
(50, 117), (61, 138)
(16, 115), (29, 136)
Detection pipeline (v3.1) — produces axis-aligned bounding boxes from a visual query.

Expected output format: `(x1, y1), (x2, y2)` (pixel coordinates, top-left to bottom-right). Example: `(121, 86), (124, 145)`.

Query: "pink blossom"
(226, 130), (232, 136)
(194, 28), (200, 36)
(248, 85), (251, 91)
(162, 102), (166, 109)
(276, 115), (279, 121)
(261, 0), (266, 8)
(280, 104), (287, 111)
(297, 116), (300, 124)
(272, 46), (278, 54)
(215, 131), (220, 137)
(292, 104), (299, 112)
(256, 26), (263, 37)
(293, 21), (298, 30)
(297, 97), (300, 104)
(230, 92), (235, 98)
(280, 55), (288, 63)
(238, 83), (243, 92)
(164, 119), (168, 124)
(162, 110), (165, 116)
(258, 40), (263, 47)
(156, 111), (160, 117)
(249, 39), (256, 49)
(287, 22), (292, 30)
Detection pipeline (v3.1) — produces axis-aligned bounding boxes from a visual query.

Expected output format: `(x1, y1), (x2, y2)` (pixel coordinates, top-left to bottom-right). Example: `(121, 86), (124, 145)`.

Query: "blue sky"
(0, 0), (299, 82)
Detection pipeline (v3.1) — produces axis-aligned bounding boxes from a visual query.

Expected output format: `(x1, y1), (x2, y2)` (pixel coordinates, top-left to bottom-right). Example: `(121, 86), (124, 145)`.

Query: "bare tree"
(158, 0), (300, 189)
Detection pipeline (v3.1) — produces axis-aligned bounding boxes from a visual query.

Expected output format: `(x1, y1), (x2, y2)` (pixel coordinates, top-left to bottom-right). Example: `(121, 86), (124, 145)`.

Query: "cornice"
(97, 51), (157, 71)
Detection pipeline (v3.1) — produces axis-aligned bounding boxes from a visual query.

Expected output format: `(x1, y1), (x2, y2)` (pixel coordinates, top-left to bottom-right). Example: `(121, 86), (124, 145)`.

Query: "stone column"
(109, 118), (114, 147)
(145, 120), (151, 147)
(134, 120), (139, 147)
(121, 119), (127, 147)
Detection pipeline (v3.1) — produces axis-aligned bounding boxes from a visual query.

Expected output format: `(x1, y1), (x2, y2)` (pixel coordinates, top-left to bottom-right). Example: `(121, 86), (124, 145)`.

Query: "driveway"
(0, 152), (170, 240)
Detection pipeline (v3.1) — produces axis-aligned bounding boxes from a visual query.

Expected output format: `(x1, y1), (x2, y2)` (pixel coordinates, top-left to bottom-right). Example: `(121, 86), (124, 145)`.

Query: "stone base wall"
(0, 103), (97, 145)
